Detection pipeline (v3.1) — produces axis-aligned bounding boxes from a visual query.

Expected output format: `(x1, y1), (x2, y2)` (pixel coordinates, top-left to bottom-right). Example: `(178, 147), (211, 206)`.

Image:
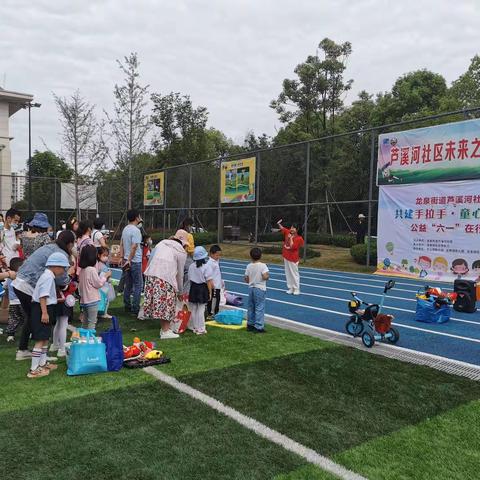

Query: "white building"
(0, 87), (34, 213)
(11, 169), (26, 204)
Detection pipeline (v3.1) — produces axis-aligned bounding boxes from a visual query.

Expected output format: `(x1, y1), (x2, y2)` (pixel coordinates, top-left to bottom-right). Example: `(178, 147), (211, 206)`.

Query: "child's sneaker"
(16, 350), (33, 361)
(41, 362), (58, 371)
(160, 329), (179, 340)
(49, 344), (59, 352)
(6, 336), (15, 343)
(56, 349), (66, 358)
(27, 367), (50, 379)
(194, 329), (207, 335)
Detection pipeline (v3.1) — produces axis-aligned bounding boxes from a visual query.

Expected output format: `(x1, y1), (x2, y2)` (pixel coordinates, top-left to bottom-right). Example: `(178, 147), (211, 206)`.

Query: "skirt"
(189, 281), (209, 304)
(143, 277), (176, 322)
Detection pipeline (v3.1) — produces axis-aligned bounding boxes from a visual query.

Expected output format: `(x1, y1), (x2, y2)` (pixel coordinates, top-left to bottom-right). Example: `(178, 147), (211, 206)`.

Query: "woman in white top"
(91, 218), (107, 248)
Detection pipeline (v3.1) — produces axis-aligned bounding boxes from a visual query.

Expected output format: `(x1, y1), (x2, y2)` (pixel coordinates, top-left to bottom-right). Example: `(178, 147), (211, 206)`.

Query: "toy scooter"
(345, 279), (400, 348)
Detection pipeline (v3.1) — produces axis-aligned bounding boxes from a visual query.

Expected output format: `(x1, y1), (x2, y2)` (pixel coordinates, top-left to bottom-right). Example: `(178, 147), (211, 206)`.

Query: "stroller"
(345, 279), (400, 348)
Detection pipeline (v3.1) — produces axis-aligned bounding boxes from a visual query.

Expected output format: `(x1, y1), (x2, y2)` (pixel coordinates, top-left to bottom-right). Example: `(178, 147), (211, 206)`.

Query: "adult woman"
(277, 219), (304, 295)
(12, 230), (76, 360)
(143, 230), (189, 340)
(91, 218), (107, 248)
(22, 212), (52, 258)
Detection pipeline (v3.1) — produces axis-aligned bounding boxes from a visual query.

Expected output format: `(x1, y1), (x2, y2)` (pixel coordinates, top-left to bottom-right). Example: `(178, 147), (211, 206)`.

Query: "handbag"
(67, 329), (108, 376)
(175, 304), (191, 334)
(415, 297), (451, 323)
(98, 287), (108, 315)
(107, 282), (116, 302)
(100, 316), (124, 372)
(215, 309), (244, 325)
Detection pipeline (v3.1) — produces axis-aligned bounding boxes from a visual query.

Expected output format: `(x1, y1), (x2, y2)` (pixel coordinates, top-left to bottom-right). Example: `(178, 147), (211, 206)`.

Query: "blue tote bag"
(100, 316), (124, 372)
(67, 329), (108, 376)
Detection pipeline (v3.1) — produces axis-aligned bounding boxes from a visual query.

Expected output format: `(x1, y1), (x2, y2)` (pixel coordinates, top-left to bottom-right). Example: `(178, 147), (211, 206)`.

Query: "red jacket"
(280, 227), (304, 263)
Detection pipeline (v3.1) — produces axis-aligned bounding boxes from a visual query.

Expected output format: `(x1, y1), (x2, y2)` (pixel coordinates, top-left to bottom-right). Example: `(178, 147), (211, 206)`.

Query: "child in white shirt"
(28, 252), (70, 379)
(244, 247), (269, 333)
(206, 244), (222, 319)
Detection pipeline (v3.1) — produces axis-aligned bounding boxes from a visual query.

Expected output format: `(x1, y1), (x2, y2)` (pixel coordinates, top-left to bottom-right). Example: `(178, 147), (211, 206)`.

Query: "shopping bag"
(100, 316), (124, 372)
(67, 329), (108, 376)
(215, 309), (244, 325)
(175, 304), (191, 334)
(98, 287), (108, 315)
(415, 297), (450, 323)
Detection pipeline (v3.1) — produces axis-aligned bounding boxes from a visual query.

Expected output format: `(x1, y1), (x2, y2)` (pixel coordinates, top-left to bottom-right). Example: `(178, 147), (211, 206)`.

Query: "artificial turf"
(1, 300), (479, 479)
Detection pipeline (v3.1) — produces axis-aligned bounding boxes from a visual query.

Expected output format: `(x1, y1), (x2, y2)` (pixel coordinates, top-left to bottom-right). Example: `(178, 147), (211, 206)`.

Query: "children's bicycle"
(345, 279), (400, 348)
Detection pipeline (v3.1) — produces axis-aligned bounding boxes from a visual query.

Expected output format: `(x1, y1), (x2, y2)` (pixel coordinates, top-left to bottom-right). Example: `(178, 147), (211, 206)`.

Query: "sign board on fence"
(377, 118), (480, 186)
(220, 157), (256, 204)
(376, 180), (480, 283)
(144, 172), (164, 206)
(60, 183), (97, 210)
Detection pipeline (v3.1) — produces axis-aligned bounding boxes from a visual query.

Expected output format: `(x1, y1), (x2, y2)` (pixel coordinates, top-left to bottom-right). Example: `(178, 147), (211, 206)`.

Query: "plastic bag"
(67, 329), (108, 376)
(98, 287), (108, 316)
(100, 316), (123, 372)
(415, 297), (451, 323)
(107, 282), (116, 302)
(175, 304), (191, 334)
(225, 292), (243, 306)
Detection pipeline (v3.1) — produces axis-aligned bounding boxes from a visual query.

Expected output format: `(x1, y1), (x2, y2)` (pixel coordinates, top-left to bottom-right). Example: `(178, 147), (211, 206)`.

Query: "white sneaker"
(49, 344), (59, 352)
(293, 290), (301, 295)
(57, 349), (66, 358)
(286, 289), (293, 294)
(47, 356), (58, 362)
(160, 329), (180, 340)
(6, 336), (15, 343)
(16, 350), (33, 360)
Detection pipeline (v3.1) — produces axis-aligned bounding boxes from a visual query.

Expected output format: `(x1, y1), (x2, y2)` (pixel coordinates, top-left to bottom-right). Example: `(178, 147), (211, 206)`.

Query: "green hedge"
(350, 240), (377, 266)
(261, 245), (321, 259)
(257, 232), (356, 248)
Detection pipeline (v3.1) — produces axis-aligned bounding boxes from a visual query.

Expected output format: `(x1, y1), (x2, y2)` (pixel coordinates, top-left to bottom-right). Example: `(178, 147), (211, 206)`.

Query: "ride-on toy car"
(345, 279), (400, 348)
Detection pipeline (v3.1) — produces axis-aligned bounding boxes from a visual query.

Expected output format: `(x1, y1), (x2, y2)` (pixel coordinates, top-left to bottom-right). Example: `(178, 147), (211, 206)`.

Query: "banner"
(144, 172), (164, 206)
(377, 118), (480, 186)
(376, 180), (480, 282)
(60, 183), (97, 210)
(220, 157), (256, 203)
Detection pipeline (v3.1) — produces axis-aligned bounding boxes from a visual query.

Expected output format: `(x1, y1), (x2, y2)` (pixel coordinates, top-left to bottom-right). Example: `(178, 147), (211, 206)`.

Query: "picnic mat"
(205, 320), (247, 330)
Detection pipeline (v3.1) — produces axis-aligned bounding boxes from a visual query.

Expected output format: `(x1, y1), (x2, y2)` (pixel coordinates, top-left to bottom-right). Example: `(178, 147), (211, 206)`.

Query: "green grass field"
(1, 300), (479, 480)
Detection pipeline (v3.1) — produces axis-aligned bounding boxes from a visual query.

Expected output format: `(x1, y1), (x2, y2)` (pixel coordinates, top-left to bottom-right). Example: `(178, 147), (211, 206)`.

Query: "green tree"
(25, 150), (73, 215)
(448, 55), (480, 109)
(270, 38), (353, 138)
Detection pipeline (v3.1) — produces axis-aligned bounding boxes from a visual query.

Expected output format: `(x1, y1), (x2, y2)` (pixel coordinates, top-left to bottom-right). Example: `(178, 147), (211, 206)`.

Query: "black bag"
(453, 279), (477, 313)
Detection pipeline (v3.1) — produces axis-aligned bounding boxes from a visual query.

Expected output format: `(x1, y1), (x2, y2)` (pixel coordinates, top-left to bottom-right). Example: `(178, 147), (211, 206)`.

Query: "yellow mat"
(205, 320), (246, 330)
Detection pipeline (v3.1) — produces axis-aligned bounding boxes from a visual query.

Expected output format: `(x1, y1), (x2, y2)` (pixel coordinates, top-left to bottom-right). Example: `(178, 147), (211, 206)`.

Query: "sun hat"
(193, 246), (208, 261)
(28, 212), (51, 229)
(358, 213), (366, 219)
(174, 229), (190, 247)
(45, 252), (70, 268)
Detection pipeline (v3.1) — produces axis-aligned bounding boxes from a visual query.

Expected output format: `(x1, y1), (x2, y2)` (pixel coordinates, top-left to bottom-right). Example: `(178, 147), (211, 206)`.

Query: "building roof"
(0, 88), (34, 116)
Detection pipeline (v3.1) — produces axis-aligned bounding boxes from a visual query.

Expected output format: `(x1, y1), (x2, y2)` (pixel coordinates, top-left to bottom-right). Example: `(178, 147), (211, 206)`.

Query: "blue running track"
(219, 259), (480, 367)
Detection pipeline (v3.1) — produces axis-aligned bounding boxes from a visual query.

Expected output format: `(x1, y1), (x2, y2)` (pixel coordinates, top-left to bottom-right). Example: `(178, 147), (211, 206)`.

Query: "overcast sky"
(2, 0), (479, 171)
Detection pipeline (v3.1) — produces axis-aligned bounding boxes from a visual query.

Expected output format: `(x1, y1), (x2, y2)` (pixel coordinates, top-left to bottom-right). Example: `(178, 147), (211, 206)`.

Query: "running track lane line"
(228, 290), (480, 345)
(144, 367), (367, 480)
(224, 279), (480, 326)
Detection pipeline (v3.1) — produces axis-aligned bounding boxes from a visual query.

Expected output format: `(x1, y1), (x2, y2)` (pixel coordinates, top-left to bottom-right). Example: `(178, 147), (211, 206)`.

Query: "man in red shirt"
(277, 219), (304, 295)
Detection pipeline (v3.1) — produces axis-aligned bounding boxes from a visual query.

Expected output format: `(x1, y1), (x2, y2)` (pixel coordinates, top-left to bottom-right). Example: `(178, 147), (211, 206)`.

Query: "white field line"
(221, 259), (440, 289)
(221, 264), (420, 294)
(144, 367), (367, 480)
(228, 290), (480, 345)
(224, 280), (480, 326)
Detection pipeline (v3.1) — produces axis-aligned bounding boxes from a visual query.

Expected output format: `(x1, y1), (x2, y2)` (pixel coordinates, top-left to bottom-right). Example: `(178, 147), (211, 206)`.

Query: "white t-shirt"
(188, 261), (214, 284)
(245, 262), (269, 291)
(207, 258), (222, 289)
(32, 269), (58, 305)
(1, 227), (19, 266)
(91, 229), (105, 247)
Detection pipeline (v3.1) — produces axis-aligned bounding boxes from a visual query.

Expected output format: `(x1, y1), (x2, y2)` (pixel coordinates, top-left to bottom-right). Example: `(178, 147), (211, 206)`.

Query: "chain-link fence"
(3, 107), (479, 263)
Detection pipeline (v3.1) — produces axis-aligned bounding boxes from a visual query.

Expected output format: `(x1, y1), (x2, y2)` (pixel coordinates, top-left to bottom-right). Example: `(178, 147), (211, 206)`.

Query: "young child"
(97, 246), (113, 320)
(244, 247), (269, 333)
(28, 252), (70, 378)
(141, 234), (152, 275)
(4, 257), (24, 342)
(188, 246), (213, 335)
(78, 245), (111, 330)
(206, 245), (222, 320)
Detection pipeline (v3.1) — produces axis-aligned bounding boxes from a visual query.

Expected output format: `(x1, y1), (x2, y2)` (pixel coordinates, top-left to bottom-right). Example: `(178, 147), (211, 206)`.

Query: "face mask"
(100, 256), (109, 263)
(48, 232), (54, 239)
(137, 221), (144, 229)
(11, 223), (18, 229)
(0, 222), (3, 231)
(61, 224), (66, 230)
(147, 239), (152, 246)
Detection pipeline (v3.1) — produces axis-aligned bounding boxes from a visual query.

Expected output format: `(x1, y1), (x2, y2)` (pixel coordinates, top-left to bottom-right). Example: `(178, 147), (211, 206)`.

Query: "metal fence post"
(254, 152), (261, 244)
(53, 178), (57, 230)
(188, 164), (193, 216)
(303, 142), (310, 263)
(366, 130), (376, 267)
(217, 161), (222, 244)
(163, 170), (167, 238)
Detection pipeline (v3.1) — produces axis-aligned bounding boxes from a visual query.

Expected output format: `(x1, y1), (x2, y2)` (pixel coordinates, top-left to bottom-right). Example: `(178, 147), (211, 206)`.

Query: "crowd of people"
(1, 206), (306, 379)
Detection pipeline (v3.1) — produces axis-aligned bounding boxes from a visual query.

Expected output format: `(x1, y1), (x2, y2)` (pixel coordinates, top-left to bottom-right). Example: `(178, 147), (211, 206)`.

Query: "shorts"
(31, 302), (57, 341)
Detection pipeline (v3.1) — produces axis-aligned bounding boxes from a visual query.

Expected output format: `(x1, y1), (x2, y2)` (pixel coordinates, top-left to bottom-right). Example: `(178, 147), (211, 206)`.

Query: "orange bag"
(175, 304), (191, 334)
